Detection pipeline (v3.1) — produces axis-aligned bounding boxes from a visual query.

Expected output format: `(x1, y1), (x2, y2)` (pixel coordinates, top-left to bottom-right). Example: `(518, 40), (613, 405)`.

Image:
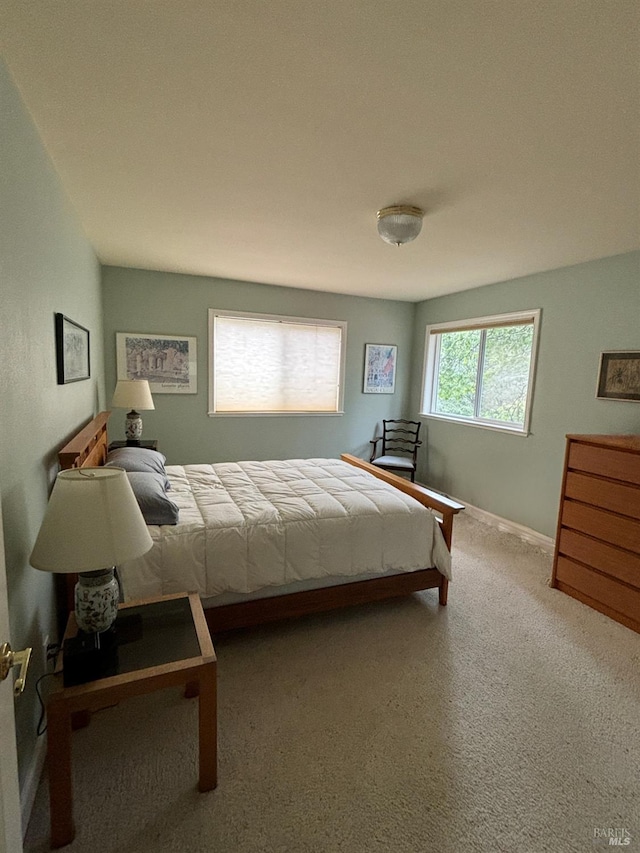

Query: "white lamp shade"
(111, 379), (155, 411)
(30, 467), (153, 573)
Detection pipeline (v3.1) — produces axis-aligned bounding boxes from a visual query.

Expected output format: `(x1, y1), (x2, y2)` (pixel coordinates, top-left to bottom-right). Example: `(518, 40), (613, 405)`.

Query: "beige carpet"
(25, 515), (640, 853)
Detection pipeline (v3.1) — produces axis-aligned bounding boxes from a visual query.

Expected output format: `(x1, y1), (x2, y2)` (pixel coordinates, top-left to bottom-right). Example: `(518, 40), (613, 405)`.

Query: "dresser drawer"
(568, 442), (640, 486)
(561, 501), (640, 556)
(564, 471), (640, 520)
(558, 528), (640, 588)
(555, 556), (640, 623)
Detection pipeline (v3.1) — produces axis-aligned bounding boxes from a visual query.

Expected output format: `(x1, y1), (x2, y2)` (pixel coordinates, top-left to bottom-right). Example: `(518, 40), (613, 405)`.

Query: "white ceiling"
(1, 1), (638, 301)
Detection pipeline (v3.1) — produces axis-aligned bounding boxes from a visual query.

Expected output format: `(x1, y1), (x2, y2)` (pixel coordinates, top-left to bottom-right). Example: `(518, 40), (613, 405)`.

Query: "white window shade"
(210, 311), (346, 414)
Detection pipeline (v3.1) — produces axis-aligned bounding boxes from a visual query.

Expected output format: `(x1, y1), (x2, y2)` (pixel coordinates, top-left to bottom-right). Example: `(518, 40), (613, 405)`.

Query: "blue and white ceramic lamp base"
(74, 568), (119, 633)
(125, 410), (143, 441)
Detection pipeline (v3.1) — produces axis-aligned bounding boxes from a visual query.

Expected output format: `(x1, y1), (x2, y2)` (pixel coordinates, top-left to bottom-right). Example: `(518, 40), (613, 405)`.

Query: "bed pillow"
(126, 472), (179, 525)
(105, 447), (170, 490)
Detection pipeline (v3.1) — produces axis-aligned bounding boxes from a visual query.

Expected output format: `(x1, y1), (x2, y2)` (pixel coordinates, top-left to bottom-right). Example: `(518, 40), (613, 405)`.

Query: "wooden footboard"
(56, 413), (464, 629)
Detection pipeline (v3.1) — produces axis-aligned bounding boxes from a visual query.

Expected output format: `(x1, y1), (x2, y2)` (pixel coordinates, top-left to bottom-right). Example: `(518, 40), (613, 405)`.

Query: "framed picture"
(55, 313), (90, 384)
(596, 351), (640, 402)
(363, 343), (397, 394)
(116, 332), (197, 394)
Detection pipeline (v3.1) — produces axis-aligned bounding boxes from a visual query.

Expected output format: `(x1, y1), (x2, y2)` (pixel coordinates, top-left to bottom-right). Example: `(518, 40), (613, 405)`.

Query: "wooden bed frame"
(58, 412), (464, 632)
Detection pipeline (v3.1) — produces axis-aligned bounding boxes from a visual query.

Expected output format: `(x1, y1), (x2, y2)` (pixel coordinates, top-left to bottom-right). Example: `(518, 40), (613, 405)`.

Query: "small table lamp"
(111, 379), (155, 442)
(30, 467), (153, 633)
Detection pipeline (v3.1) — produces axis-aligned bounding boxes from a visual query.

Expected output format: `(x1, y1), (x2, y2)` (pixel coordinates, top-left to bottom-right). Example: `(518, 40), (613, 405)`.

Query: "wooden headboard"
(58, 411), (111, 470)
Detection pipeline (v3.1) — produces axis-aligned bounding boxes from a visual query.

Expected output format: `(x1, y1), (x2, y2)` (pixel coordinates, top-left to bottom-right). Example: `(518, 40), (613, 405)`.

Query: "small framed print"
(596, 351), (640, 402)
(363, 343), (397, 394)
(116, 332), (197, 393)
(55, 314), (90, 384)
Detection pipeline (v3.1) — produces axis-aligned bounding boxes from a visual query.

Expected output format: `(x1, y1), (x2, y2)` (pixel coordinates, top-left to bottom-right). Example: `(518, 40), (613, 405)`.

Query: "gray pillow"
(105, 447), (170, 490)
(126, 472), (179, 526)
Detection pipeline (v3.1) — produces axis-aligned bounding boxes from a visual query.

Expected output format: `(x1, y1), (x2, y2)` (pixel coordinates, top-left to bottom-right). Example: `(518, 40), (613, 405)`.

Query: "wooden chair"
(369, 419), (422, 482)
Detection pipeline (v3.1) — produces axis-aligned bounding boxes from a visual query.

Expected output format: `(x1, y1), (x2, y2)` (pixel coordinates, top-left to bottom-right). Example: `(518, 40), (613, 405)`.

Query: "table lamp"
(30, 467), (153, 633)
(111, 379), (155, 442)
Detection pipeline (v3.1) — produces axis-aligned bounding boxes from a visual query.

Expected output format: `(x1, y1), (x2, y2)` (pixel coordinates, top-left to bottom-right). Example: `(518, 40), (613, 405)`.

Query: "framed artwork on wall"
(55, 313), (90, 384)
(363, 343), (397, 394)
(596, 351), (640, 402)
(116, 332), (197, 393)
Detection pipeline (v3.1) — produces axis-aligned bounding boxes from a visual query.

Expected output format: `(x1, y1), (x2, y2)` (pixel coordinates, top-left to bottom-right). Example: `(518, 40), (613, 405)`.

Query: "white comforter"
(118, 458), (451, 601)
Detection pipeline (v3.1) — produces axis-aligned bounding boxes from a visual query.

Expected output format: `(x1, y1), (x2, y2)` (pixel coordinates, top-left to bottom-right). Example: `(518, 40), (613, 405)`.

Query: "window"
(209, 309), (346, 415)
(421, 310), (540, 434)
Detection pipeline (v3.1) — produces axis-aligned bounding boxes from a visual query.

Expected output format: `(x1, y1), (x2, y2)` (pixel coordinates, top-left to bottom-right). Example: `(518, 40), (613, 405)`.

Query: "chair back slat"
(381, 419), (421, 457)
(370, 419), (422, 481)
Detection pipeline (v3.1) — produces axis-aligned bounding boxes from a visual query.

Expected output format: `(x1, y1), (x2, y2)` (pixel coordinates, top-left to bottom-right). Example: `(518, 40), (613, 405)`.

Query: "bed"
(58, 412), (464, 632)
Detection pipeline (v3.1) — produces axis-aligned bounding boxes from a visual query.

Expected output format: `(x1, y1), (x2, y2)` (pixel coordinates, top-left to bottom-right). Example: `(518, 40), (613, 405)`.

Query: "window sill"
(420, 412), (529, 437)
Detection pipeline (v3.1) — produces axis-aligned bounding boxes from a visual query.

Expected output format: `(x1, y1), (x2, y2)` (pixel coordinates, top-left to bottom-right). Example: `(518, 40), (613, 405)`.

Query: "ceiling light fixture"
(377, 205), (424, 246)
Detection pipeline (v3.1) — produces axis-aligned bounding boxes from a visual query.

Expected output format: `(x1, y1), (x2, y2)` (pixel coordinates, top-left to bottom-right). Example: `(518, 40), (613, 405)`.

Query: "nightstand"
(108, 439), (158, 452)
(47, 593), (217, 848)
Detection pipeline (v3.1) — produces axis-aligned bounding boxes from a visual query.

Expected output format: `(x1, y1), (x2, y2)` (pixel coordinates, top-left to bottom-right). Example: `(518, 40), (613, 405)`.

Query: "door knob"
(0, 642), (32, 695)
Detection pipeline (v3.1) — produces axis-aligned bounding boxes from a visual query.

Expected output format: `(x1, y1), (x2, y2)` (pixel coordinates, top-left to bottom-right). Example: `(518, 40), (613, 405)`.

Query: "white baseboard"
(21, 733), (46, 839)
(415, 480), (555, 554)
(458, 501), (555, 554)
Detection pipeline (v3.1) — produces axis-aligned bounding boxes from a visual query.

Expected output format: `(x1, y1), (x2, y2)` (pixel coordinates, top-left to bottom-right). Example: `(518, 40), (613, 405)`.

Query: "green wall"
(411, 252), (640, 537)
(102, 266), (415, 463)
(0, 60), (104, 798)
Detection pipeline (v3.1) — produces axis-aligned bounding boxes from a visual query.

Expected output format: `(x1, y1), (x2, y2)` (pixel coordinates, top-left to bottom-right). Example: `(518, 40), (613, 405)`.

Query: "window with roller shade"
(420, 309), (541, 434)
(208, 309), (346, 415)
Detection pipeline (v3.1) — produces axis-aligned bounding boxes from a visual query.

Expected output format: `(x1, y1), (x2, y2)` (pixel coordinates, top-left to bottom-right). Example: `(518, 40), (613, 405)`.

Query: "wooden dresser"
(551, 434), (640, 634)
